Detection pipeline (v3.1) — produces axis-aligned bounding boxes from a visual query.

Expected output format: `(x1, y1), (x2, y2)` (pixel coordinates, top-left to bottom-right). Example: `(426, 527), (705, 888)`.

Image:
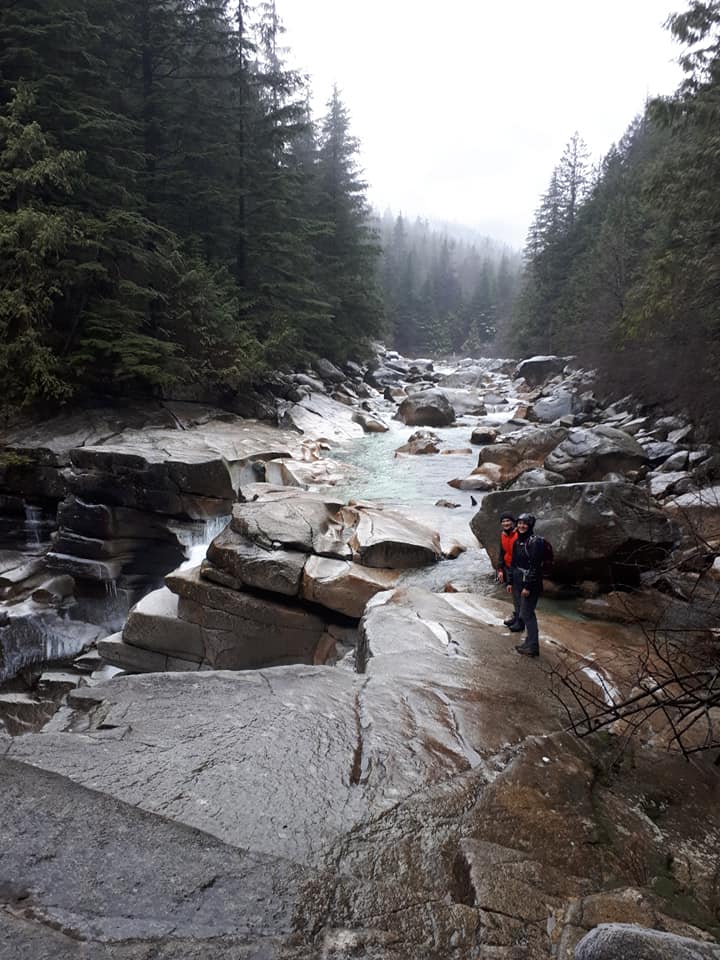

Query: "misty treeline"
(0, 0), (382, 412)
(508, 1), (720, 434)
(377, 212), (521, 356)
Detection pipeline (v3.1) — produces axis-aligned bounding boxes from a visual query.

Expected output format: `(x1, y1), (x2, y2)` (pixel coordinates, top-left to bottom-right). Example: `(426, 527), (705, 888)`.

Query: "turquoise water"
(326, 420), (481, 508)
(323, 418), (589, 617)
(318, 418), (497, 595)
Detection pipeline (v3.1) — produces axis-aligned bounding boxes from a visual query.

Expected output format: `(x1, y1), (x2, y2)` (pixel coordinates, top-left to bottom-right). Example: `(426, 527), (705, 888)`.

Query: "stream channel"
(324, 411), (591, 621)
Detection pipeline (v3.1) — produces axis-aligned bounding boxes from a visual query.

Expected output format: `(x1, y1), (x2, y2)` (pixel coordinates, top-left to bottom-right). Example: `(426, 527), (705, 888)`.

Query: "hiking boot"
(515, 642), (539, 657)
(503, 615), (518, 627)
(508, 623), (525, 633)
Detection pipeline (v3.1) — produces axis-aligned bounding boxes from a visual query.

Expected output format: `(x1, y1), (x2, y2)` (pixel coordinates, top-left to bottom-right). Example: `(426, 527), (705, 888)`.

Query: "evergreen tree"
(557, 132), (591, 229)
(312, 86), (382, 360)
(507, 3), (720, 433)
(0, 85), (86, 408)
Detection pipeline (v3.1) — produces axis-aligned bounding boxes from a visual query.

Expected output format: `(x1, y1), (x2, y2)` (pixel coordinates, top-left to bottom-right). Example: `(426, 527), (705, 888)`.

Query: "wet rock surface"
(2, 348), (720, 957)
(469, 423), (568, 487)
(0, 758), (298, 957)
(575, 924), (720, 960)
(544, 424), (648, 482)
(472, 482), (680, 583)
(100, 494), (446, 673)
(4, 587), (720, 957)
(395, 388), (456, 427)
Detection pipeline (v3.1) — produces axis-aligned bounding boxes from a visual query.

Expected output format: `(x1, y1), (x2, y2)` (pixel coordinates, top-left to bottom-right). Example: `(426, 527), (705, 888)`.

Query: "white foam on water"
(176, 515), (231, 571)
(23, 504), (43, 548)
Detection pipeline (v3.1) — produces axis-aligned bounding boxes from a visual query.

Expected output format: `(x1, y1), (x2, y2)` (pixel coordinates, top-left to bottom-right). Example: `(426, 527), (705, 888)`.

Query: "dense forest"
(507, 2), (720, 426)
(377, 212), (521, 357)
(2, 0), (718, 429)
(0, 0), (382, 412)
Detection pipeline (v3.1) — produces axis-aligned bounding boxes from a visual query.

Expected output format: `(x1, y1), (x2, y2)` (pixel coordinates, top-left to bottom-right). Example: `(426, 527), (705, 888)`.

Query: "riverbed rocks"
(395, 429), (441, 455)
(395, 388), (456, 426)
(302, 555), (400, 617)
(528, 386), (576, 423)
(5, 588), (720, 957)
(544, 424), (648, 481)
(468, 423), (569, 487)
(515, 354), (571, 386)
(427, 385), (487, 417)
(207, 523), (308, 595)
(472, 482), (679, 583)
(351, 409), (389, 433)
(3, 347), (720, 958)
(279, 391), (369, 440)
(0, 603), (103, 683)
(0, 402), (357, 680)
(663, 484), (720, 541)
(99, 495), (445, 672)
(575, 924), (720, 960)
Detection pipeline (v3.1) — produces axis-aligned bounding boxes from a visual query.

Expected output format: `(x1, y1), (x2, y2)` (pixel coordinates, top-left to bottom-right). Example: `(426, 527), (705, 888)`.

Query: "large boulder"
(302, 555), (400, 617)
(575, 924), (720, 960)
(98, 493), (447, 674)
(437, 363), (489, 389)
(529, 387), (575, 423)
(351, 410), (389, 433)
(313, 358), (345, 383)
(225, 496), (443, 575)
(279, 392), (365, 441)
(422, 387), (486, 417)
(230, 496), (347, 556)
(343, 505), (443, 568)
(470, 425), (499, 445)
(206, 524), (307, 595)
(471, 482), (680, 583)
(545, 424), (648, 482)
(395, 430), (440, 456)
(508, 467), (565, 489)
(262, 455), (355, 489)
(515, 355), (569, 386)
(663, 484), (720, 541)
(395, 389), (455, 427)
(470, 424), (568, 487)
(167, 565), (326, 669)
(122, 587), (204, 661)
(365, 362), (408, 390)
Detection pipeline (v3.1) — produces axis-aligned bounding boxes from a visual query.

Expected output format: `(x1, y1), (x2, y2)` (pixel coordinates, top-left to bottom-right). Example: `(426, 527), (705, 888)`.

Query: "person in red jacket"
(496, 512), (522, 629)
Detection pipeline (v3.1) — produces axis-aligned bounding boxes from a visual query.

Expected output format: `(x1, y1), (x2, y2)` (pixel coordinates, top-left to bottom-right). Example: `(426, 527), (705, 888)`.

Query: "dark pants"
(518, 589), (540, 651)
(511, 577), (523, 626)
(502, 566), (521, 623)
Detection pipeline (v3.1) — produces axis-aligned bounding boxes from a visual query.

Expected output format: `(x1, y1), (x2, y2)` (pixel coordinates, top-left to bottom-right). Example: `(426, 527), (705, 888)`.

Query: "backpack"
(531, 535), (554, 577)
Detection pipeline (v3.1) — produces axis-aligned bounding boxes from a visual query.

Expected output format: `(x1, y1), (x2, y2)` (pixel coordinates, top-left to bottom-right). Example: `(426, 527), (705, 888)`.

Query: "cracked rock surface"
(0, 758), (297, 958)
(3, 590), (720, 958)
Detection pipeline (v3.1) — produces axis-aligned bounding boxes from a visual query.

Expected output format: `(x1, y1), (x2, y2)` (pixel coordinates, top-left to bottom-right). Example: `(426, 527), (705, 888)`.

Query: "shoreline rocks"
(98, 493), (446, 674)
(471, 482), (680, 584)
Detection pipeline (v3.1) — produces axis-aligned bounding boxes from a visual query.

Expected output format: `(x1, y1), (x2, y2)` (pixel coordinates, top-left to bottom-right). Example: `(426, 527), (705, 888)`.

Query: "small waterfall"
(201, 514), (231, 544)
(177, 514), (231, 571)
(24, 504), (43, 549)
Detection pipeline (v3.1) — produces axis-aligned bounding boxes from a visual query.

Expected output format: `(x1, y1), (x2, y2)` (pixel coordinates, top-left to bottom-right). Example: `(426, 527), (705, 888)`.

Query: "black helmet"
(517, 512), (536, 529)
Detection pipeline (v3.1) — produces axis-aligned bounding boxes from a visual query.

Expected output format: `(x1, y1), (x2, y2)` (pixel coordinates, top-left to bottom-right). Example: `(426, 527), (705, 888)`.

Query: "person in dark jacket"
(510, 512), (543, 657)
(496, 512), (522, 629)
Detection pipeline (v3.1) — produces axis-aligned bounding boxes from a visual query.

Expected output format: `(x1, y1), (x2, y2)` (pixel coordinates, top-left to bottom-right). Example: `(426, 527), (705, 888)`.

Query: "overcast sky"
(275, 0), (685, 247)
